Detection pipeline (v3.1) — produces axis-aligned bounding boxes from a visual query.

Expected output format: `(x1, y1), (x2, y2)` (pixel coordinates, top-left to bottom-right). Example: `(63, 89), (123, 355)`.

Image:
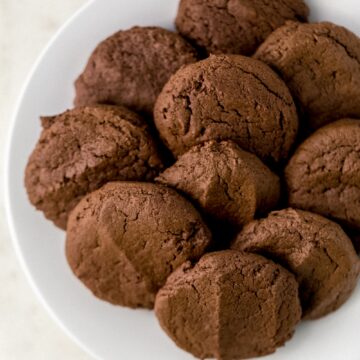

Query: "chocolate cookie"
(66, 182), (211, 309)
(154, 54), (298, 163)
(156, 140), (280, 229)
(155, 250), (301, 360)
(285, 119), (360, 230)
(255, 22), (360, 130)
(74, 26), (198, 115)
(176, 0), (309, 56)
(25, 105), (163, 229)
(231, 208), (360, 319)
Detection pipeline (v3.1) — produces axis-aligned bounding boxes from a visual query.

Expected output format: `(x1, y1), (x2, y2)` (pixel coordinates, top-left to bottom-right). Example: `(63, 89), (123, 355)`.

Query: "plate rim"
(4, 1), (99, 359)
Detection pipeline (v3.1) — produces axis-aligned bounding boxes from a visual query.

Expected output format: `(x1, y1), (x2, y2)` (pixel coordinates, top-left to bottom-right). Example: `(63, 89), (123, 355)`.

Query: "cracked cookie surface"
(156, 140), (280, 229)
(231, 208), (360, 319)
(255, 22), (360, 130)
(155, 250), (301, 360)
(66, 182), (211, 309)
(154, 54), (298, 164)
(74, 26), (198, 115)
(176, 0), (309, 56)
(285, 119), (360, 230)
(25, 105), (163, 229)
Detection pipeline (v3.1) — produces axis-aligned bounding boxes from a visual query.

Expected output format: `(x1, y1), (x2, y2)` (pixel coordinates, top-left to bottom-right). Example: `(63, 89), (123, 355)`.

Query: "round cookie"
(156, 140), (280, 229)
(176, 0), (309, 56)
(255, 21), (360, 130)
(154, 54), (299, 163)
(74, 26), (198, 115)
(155, 250), (301, 360)
(66, 182), (211, 309)
(285, 119), (360, 230)
(231, 208), (360, 319)
(25, 105), (163, 229)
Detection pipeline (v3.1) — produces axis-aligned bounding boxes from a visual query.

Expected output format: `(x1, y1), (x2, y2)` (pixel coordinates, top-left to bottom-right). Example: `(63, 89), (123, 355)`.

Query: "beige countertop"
(0, 1), (91, 358)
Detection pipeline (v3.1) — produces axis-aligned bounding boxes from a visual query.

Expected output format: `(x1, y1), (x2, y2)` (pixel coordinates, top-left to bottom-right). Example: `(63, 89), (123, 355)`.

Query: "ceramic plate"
(5, 0), (360, 359)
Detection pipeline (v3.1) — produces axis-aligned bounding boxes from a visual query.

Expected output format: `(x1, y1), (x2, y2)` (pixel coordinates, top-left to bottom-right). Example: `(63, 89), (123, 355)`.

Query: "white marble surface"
(0, 1), (91, 359)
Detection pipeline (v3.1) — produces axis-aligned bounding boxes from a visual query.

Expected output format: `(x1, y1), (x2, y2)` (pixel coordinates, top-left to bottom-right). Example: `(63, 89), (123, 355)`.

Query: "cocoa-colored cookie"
(74, 26), (198, 115)
(154, 54), (298, 164)
(176, 0), (309, 56)
(66, 182), (211, 309)
(155, 250), (301, 360)
(25, 105), (163, 229)
(255, 22), (360, 130)
(156, 140), (280, 229)
(231, 208), (360, 319)
(285, 119), (360, 230)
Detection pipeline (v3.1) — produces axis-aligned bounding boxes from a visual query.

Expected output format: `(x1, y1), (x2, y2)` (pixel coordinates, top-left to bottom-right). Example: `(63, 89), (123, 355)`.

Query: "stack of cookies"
(25, 0), (360, 359)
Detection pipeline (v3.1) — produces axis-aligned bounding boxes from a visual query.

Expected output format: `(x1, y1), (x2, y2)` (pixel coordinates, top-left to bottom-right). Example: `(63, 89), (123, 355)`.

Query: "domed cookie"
(154, 54), (298, 163)
(25, 105), (163, 229)
(255, 22), (360, 130)
(155, 250), (301, 360)
(156, 140), (280, 229)
(231, 208), (360, 319)
(285, 119), (360, 230)
(66, 182), (211, 309)
(74, 26), (198, 115)
(176, 0), (309, 56)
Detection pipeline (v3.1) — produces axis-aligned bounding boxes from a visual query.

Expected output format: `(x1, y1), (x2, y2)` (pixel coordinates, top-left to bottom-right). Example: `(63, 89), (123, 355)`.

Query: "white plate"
(5, 0), (360, 359)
